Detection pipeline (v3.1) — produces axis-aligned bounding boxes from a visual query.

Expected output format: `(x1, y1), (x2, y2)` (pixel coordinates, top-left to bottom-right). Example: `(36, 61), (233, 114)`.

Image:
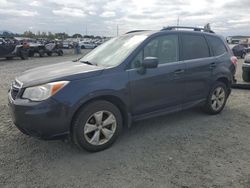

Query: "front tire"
(71, 100), (123, 152)
(203, 81), (228, 115)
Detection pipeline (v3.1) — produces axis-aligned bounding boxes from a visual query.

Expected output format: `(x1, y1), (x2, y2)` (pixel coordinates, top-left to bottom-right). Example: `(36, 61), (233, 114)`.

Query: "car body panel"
(17, 61), (104, 87)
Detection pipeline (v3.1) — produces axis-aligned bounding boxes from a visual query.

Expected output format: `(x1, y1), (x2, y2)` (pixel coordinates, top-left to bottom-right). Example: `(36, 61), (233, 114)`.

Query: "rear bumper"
(8, 93), (70, 140)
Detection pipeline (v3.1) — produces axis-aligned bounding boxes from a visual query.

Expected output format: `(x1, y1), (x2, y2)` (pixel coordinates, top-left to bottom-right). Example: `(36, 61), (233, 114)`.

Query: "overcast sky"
(0, 0), (249, 36)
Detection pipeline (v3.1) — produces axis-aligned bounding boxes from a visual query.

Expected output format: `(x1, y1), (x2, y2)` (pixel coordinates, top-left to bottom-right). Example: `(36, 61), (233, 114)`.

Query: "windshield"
(80, 34), (148, 67)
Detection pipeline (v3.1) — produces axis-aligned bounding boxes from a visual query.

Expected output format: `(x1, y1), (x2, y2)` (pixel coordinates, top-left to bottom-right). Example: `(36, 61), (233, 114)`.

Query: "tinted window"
(144, 35), (178, 64)
(207, 36), (227, 56)
(181, 34), (210, 60)
(131, 51), (143, 69)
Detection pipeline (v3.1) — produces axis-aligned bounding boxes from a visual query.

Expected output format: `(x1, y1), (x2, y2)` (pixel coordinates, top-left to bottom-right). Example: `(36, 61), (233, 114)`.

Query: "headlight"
(22, 81), (69, 101)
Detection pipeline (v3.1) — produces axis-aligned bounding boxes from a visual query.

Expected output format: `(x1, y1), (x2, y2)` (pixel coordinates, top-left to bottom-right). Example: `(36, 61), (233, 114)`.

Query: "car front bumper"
(8, 92), (70, 140)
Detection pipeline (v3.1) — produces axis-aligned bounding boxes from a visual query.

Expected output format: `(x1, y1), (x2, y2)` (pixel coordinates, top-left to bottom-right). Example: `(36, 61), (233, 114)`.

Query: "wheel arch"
(70, 95), (131, 134)
(215, 76), (232, 96)
(216, 77), (230, 89)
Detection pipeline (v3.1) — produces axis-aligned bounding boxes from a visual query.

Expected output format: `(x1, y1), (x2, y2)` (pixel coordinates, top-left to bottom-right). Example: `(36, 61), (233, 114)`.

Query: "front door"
(127, 34), (185, 116)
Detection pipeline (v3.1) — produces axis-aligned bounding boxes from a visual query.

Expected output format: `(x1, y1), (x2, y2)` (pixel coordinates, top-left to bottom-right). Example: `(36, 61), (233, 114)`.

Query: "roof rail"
(125, 30), (150, 34)
(161, 26), (215, 33)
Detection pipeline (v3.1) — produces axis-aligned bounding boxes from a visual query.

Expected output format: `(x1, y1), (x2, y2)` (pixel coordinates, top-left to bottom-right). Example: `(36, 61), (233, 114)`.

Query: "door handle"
(210, 62), (216, 69)
(174, 69), (185, 74)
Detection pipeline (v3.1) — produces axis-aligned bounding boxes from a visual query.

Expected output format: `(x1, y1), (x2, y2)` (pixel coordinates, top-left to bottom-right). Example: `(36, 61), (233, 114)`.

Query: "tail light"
(231, 56), (238, 66)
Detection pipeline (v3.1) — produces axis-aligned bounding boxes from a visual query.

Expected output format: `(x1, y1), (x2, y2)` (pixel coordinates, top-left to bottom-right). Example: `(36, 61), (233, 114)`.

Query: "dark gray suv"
(8, 26), (237, 152)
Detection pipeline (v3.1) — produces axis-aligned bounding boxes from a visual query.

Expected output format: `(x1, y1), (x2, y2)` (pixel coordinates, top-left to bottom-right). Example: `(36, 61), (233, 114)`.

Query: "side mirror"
(142, 57), (159, 69)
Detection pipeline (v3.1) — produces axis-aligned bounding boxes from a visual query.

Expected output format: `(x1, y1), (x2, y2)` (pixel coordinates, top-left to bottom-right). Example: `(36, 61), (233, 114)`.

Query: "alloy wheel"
(84, 111), (117, 145)
(211, 86), (226, 111)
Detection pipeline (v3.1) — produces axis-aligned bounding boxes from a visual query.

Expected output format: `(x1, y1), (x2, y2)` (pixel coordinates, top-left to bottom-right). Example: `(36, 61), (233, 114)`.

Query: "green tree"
(72, 33), (82, 38)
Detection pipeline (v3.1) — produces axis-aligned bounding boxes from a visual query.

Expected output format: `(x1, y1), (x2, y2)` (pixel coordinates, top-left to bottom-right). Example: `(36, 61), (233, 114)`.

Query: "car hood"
(17, 61), (104, 87)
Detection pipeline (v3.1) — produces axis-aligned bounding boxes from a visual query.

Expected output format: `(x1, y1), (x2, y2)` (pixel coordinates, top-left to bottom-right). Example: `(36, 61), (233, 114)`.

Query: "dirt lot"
(0, 54), (250, 188)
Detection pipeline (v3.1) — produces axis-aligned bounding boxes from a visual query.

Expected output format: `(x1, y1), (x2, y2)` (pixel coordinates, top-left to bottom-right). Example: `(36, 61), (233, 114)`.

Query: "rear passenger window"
(207, 36), (227, 56)
(181, 34), (210, 60)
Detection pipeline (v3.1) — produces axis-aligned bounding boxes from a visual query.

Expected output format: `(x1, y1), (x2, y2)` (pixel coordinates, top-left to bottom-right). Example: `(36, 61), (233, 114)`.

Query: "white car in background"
(79, 41), (96, 49)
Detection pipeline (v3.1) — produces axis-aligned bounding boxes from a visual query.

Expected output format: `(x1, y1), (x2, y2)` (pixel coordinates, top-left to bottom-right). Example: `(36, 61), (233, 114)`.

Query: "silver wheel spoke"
(216, 88), (221, 96)
(212, 100), (217, 109)
(84, 123), (97, 134)
(90, 130), (100, 145)
(211, 95), (216, 101)
(103, 114), (116, 127)
(84, 110), (117, 146)
(217, 99), (223, 107)
(218, 91), (225, 99)
(101, 128), (114, 140)
(94, 111), (103, 124)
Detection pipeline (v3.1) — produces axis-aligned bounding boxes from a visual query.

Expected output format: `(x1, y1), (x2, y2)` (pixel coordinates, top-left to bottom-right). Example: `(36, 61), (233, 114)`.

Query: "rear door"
(180, 33), (214, 105)
(127, 34), (186, 116)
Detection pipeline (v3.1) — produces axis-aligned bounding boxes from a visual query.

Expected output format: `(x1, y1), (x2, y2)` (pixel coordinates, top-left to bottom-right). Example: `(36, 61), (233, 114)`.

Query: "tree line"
(1, 30), (105, 40)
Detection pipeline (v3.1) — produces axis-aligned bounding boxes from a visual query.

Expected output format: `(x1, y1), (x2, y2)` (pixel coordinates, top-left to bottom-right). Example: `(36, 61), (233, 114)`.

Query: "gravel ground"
(0, 54), (250, 188)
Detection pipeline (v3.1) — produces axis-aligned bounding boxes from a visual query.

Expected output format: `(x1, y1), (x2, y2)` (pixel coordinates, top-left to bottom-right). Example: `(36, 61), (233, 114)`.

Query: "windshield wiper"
(80, 60), (96, 66)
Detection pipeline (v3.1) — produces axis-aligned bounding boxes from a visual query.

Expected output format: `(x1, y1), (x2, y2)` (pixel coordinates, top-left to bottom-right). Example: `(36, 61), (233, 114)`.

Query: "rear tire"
(71, 100), (123, 152)
(57, 50), (63, 56)
(242, 70), (250, 82)
(38, 50), (45, 57)
(29, 51), (34, 57)
(202, 81), (228, 115)
(47, 52), (52, 56)
(20, 49), (29, 60)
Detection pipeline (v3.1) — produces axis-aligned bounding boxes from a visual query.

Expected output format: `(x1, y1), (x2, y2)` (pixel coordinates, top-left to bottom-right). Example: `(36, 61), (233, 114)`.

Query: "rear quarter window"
(207, 36), (228, 56)
(181, 34), (210, 60)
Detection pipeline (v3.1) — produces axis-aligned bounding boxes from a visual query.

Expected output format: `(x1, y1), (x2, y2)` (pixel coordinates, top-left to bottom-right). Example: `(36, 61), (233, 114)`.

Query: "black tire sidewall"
(58, 50), (63, 56)
(38, 50), (45, 57)
(204, 82), (228, 114)
(72, 100), (123, 152)
(20, 49), (28, 60)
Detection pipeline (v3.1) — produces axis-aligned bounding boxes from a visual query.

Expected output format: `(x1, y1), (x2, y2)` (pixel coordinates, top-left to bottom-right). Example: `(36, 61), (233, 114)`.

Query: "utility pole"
(116, 24), (119, 36)
(85, 24), (88, 36)
(177, 16), (180, 27)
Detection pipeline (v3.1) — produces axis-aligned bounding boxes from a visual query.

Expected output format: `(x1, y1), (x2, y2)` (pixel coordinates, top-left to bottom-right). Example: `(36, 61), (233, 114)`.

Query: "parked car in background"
(79, 41), (96, 49)
(28, 42), (63, 57)
(44, 43), (63, 56)
(232, 44), (250, 59)
(28, 42), (47, 57)
(242, 54), (250, 82)
(0, 38), (29, 60)
(0, 38), (4, 45)
(8, 26), (237, 152)
(62, 41), (73, 49)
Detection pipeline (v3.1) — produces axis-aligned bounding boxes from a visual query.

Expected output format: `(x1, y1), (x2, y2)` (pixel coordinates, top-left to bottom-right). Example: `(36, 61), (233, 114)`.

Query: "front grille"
(10, 79), (22, 100)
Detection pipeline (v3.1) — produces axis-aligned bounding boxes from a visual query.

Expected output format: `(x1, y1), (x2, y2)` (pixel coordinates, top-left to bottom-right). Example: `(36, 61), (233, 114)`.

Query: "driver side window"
(130, 34), (178, 69)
